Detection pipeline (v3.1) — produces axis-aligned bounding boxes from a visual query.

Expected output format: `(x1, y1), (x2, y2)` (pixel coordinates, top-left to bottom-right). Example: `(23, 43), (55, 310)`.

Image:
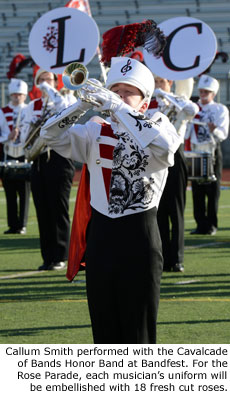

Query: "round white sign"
(29, 7), (100, 74)
(144, 16), (217, 80)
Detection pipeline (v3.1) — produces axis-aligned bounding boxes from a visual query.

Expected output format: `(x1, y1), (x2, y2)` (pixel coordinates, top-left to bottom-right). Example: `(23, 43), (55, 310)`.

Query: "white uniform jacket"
(41, 101), (181, 218)
(20, 84), (72, 146)
(185, 100), (229, 152)
(0, 102), (28, 158)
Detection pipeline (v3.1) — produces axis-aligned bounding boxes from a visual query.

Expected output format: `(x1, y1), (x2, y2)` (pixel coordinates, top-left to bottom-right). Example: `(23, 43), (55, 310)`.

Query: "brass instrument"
(63, 62), (102, 106)
(23, 100), (51, 162)
(63, 63), (90, 90)
(62, 62), (110, 115)
(154, 77), (195, 132)
(175, 78), (194, 100)
(155, 90), (188, 129)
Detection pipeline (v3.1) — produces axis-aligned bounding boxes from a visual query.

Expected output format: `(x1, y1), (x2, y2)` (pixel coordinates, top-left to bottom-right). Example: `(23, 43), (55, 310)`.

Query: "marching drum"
(0, 161), (32, 181)
(184, 151), (216, 183)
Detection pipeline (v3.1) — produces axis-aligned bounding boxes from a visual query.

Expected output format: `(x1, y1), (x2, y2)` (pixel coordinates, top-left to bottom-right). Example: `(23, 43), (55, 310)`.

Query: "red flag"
(65, 0), (92, 16)
(29, 65), (42, 100)
(184, 138), (191, 151)
(66, 164), (91, 281)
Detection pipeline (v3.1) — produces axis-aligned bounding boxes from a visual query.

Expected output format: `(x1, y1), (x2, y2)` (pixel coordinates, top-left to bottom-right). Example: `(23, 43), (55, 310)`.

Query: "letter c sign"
(144, 17), (217, 80)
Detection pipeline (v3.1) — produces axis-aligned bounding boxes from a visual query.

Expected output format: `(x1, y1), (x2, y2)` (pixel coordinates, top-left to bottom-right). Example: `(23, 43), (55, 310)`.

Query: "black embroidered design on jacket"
(58, 115), (79, 128)
(127, 112), (162, 131)
(108, 132), (155, 214)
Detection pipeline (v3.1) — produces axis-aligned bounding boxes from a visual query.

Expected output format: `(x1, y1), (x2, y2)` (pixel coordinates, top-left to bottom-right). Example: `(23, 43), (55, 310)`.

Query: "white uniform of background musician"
(0, 78), (30, 235)
(185, 74), (229, 235)
(148, 77), (199, 273)
(20, 70), (76, 272)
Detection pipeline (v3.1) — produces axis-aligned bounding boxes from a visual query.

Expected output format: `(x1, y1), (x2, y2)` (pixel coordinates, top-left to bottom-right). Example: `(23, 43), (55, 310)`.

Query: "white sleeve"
(41, 120), (101, 163)
(212, 104), (229, 142)
(65, 93), (78, 106)
(182, 99), (199, 119)
(20, 103), (34, 144)
(39, 82), (68, 111)
(0, 110), (10, 143)
(184, 121), (193, 140)
(40, 99), (90, 141)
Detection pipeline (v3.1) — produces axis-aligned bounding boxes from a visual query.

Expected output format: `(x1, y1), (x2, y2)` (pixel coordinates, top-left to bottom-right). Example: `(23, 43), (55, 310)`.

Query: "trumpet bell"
(62, 62), (89, 90)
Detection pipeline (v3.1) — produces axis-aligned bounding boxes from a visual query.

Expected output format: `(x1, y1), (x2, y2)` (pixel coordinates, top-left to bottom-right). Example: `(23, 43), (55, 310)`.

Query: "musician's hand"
(8, 128), (19, 141)
(39, 81), (53, 93)
(208, 122), (216, 133)
(154, 88), (167, 98)
(90, 87), (123, 113)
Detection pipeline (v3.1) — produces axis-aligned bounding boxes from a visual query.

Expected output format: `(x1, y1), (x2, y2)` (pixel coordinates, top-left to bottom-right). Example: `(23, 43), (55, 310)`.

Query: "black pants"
(85, 207), (163, 344)
(191, 144), (222, 232)
(2, 155), (30, 230)
(31, 150), (75, 264)
(157, 148), (187, 269)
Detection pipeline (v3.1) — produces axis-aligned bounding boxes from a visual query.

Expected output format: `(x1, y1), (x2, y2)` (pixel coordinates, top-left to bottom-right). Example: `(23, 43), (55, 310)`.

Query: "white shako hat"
(106, 56), (155, 106)
(8, 78), (28, 95)
(198, 74), (219, 95)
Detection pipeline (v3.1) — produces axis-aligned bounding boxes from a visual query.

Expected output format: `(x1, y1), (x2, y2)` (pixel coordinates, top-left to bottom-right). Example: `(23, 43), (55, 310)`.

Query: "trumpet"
(62, 63), (112, 117)
(154, 88), (193, 132)
(62, 62), (105, 109)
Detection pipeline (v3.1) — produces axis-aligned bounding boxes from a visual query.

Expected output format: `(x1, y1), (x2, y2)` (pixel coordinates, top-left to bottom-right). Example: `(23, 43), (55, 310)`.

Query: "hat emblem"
(121, 59), (132, 75)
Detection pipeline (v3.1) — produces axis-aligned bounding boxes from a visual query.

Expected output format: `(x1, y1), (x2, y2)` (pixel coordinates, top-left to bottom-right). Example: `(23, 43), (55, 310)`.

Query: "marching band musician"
(21, 69), (76, 271)
(185, 74), (229, 235)
(148, 77), (199, 273)
(40, 56), (182, 344)
(0, 78), (30, 235)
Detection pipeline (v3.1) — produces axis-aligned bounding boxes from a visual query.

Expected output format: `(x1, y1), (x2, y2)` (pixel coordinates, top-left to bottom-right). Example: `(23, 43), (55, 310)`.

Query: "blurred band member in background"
(185, 75), (229, 235)
(21, 70), (76, 271)
(148, 76), (199, 272)
(0, 78), (30, 234)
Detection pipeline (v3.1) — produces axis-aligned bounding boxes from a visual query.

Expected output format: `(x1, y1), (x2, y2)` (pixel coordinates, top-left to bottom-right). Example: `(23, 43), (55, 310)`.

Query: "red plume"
(101, 19), (166, 66)
(7, 54), (26, 79)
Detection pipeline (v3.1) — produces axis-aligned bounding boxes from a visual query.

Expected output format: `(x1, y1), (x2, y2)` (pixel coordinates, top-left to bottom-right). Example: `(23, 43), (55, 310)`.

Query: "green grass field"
(0, 181), (229, 344)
